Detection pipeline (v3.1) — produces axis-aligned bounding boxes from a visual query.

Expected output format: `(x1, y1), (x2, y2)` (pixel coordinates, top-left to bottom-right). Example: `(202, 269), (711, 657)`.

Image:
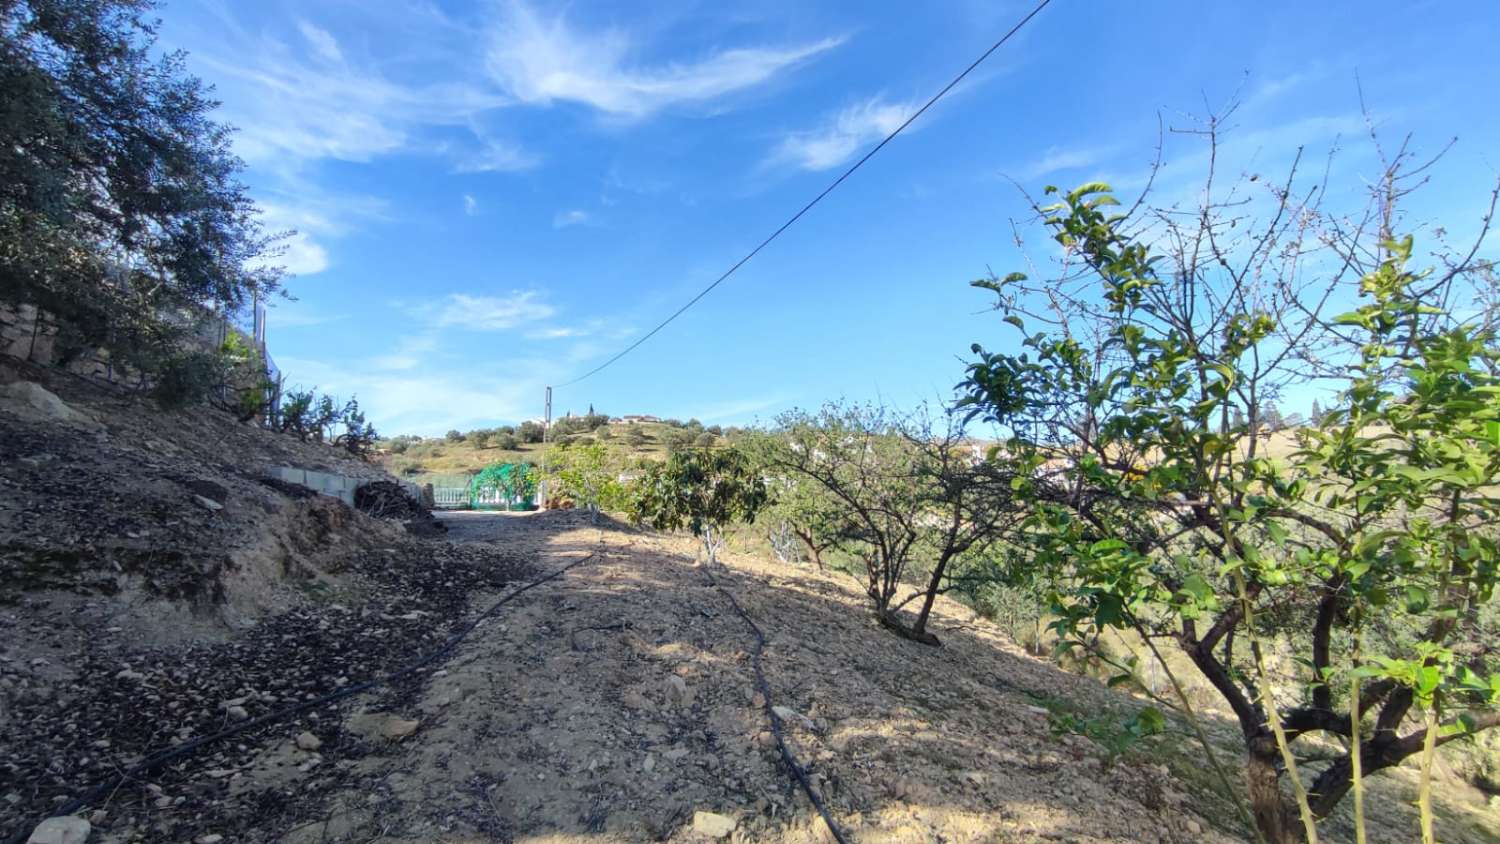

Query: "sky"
(158, 0), (1500, 435)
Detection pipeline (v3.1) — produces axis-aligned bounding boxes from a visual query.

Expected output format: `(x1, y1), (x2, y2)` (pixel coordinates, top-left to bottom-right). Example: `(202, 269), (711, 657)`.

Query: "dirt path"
(288, 511), (1241, 844)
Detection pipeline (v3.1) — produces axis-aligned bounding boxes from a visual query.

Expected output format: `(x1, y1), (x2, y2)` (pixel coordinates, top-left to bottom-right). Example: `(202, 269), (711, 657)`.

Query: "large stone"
(295, 731), (322, 751)
(0, 381), (98, 430)
(27, 815), (91, 844)
(691, 811), (736, 839)
(348, 712), (420, 741)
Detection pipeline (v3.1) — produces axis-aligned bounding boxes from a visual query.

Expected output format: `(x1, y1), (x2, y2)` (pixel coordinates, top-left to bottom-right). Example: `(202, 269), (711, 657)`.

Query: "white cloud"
(426, 292), (556, 331)
(371, 334), (438, 371)
(274, 354), (543, 436)
(263, 304), (346, 329)
(463, 194), (479, 216)
(254, 190), (388, 277)
(552, 209), (591, 228)
(485, 1), (844, 119)
(183, 15), (511, 168)
(297, 20), (343, 64)
(453, 136), (540, 173)
(771, 96), (916, 171)
(526, 326), (585, 339)
(1014, 145), (1114, 181)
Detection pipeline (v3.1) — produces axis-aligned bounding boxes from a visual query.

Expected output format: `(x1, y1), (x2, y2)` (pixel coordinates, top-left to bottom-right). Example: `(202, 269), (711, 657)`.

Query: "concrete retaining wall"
(271, 465), (422, 508)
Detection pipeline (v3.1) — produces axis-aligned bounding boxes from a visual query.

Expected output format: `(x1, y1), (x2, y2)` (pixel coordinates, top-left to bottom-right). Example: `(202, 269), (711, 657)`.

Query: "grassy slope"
(377, 421), (684, 481)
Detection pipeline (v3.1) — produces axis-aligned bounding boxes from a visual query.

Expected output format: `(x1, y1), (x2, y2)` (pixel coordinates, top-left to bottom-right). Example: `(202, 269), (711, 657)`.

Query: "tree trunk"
(793, 527), (823, 570)
(877, 611), (941, 646)
(1247, 744), (1303, 844)
(909, 552), (955, 641)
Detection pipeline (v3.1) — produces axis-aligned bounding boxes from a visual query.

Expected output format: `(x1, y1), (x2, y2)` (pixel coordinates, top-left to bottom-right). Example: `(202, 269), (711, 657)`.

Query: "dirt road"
(281, 511), (1234, 844)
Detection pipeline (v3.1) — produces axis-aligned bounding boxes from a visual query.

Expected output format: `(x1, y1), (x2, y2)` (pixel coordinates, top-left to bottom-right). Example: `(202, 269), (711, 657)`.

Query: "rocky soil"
(2, 364), (1496, 844)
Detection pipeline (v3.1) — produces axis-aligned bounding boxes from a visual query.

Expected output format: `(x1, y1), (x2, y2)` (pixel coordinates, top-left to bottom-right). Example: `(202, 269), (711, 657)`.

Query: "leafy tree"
(749, 461), (846, 570)
(1310, 399), (1325, 426)
(495, 432), (519, 450)
(272, 388), (376, 459)
(693, 431), (717, 448)
(0, 0), (282, 377)
(630, 447), (767, 564)
(624, 424), (649, 447)
(470, 430), (493, 448)
(546, 441), (625, 522)
(445, 429), (465, 443)
(662, 427), (697, 455)
(758, 403), (1020, 645)
(959, 168), (1499, 842)
(333, 398), (378, 458)
(518, 420), (545, 443)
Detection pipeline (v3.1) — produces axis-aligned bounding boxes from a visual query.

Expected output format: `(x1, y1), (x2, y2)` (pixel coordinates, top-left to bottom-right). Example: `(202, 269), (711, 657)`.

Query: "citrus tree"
(629, 447), (767, 564)
(545, 441), (625, 522)
(959, 171), (1500, 843)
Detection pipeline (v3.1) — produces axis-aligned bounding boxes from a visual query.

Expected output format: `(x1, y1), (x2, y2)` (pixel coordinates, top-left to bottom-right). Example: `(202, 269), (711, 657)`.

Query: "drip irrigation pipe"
(4, 552), (597, 844)
(701, 558), (853, 844)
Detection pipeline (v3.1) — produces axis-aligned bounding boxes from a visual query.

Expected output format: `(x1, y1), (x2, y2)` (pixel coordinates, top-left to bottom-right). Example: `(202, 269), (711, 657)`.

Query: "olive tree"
(1, 0), (283, 375)
(959, 139), (1500, 841)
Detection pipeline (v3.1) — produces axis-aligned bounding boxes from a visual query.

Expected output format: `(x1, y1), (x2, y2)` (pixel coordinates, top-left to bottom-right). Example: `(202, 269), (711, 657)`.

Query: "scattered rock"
(26, 815), (91, 844)
(666, 674), (693, 705)
(691, 810), (737, 839)
(1184, 819), (1202, 835)
(348, 712), (420, 741)
(772, 705), (816, 731)
(295, 731), (322, 751)
(225, 705), (249, 720)
(194, 836), (224, 844)
(192, 494), (224, 512)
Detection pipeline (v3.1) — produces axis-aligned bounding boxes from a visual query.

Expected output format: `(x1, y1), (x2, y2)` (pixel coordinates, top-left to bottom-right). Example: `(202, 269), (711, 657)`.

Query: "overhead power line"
(556, 0), (1055, 389)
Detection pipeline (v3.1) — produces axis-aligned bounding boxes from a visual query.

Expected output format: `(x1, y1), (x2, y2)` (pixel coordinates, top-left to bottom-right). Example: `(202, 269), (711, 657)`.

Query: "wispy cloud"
(263, 303), (347, 329)
(484, 1), (844, 119)
(297, 20), (343, 64)
(452, 135), (539, 173)
(370, 334), (438, 371)
(770, 96), (916, 171)
(422, 292), (556, 331)
(552, 209), (591, 228)
(254, 187), (388, 277)
(463, 194), (479, 216)
(274, 354), (543, 435)
(1013, 145), (1115, 181)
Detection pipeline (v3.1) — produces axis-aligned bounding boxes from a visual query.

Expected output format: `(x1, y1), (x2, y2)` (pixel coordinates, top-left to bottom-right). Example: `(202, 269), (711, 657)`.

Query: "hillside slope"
(2, 367), (1494, 843)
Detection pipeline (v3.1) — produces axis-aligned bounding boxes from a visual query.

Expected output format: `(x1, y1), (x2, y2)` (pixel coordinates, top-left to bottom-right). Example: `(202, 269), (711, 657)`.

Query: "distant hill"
(378, 418), (733, 483)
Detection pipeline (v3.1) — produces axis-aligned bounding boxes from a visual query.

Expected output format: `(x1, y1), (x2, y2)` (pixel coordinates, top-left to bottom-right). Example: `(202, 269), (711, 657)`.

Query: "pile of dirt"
(0, 361), (397, 631)
(355, 480), (446, 537)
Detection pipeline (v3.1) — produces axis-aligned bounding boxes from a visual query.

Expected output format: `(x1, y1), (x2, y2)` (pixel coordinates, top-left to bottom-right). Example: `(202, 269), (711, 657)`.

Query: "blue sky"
(159, 0), (1500, 435)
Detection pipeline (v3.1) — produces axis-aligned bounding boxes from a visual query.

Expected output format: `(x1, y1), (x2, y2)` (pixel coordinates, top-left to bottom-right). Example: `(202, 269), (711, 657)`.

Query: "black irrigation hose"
(4, 552), (597, 844)
(701, 559), (853, 844)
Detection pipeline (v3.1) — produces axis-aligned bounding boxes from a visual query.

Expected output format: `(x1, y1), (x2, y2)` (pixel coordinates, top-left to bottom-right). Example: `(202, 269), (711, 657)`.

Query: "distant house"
(620, 414), (660, 423)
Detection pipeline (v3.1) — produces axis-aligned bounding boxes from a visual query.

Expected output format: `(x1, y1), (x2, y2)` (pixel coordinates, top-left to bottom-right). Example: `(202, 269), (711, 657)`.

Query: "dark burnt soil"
(0, 538), (533, 842)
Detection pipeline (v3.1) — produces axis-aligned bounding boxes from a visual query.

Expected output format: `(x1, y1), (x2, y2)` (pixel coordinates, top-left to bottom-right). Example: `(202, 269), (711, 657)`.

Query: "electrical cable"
(555, 0), (1055, 388)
